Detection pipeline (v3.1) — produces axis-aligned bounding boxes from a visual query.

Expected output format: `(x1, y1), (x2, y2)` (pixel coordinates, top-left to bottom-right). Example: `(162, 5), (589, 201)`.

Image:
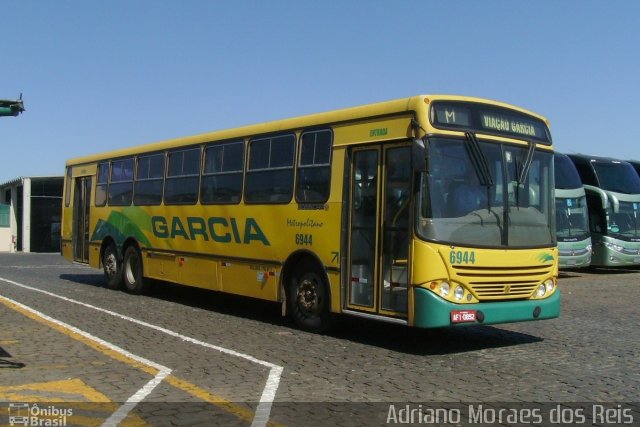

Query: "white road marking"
(0, 293), (171, 427)
(0, 276), (283, 427)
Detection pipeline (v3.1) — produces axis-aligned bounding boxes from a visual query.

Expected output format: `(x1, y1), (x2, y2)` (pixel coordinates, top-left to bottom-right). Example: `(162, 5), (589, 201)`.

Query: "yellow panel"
(89, 243), (101, 268)
(327, 270), (341, 313)
(176, 256), (220, 291)
(333, 115), (413, 146)
(60, 239), (73, 260)
(70, 163), (97, 177)
(412, 240), (450, 285)
(144, 252), (177, 283)
(219, 261), (279, 301)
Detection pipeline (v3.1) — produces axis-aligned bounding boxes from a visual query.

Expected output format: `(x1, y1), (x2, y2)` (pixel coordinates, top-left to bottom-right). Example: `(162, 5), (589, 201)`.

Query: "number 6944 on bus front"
(450, 250), (476, 265)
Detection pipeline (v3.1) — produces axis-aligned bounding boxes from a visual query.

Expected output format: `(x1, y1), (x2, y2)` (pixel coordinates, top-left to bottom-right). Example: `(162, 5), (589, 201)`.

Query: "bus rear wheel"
(289, 266), (332, 332)
(123, 246), (148, 295)
(102, 244), (123, 290)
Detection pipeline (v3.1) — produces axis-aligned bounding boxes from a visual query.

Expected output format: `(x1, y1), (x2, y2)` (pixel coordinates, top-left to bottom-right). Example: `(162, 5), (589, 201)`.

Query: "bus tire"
(122, 246), (148, 295)
(102, 244), (123, 290)
(289, 265), (332, 333)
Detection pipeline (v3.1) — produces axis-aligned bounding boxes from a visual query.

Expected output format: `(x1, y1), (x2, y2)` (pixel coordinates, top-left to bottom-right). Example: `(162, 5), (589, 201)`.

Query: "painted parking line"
(0, 294), (171, 427)
(0, 378), (111, 402)
(0, 276), (284, 427)
(0, 291), (280, 427)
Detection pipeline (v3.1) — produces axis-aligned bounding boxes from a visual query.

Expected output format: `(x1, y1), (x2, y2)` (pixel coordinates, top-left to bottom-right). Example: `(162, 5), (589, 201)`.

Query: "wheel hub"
(298, 278), (318, 312)
(104, 253), (117, 277)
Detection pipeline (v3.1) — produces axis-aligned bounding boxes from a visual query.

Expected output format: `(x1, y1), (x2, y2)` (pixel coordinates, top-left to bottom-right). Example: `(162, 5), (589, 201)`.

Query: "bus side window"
(297, 130), (332, 203)
(95, 162), (109, 207)
(201, 141), (244, 204)
(245, 134), (295, 204)
(165, 147), (201, 205)
(108, 158), (134, 206)
(134, 153), (165, 206)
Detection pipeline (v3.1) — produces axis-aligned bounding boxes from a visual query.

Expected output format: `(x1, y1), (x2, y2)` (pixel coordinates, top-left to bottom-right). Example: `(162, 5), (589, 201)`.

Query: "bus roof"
(66, 94), (549, 166)
(567, 153), (630, 163)
(554, 152), (583, 190)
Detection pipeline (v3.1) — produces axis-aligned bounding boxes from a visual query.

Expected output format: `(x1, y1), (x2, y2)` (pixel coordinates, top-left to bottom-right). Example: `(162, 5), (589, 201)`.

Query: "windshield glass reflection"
(417, 137), (555, 248)
(555, 196), (589, 241)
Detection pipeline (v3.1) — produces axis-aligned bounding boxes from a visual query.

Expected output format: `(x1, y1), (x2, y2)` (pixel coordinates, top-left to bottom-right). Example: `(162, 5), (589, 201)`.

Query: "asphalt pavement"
(1, 253), (639, 426)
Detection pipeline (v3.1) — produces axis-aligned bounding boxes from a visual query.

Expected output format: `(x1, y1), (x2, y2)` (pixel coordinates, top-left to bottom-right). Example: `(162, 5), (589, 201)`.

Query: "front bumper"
(413, 287), (561, 328)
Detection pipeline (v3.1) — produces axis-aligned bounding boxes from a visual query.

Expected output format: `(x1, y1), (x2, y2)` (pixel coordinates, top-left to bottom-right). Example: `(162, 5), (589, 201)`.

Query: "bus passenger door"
(348, 148), (380, 312)
(347, 145), (410, 316)
(380, 146), (410, 315)
(73, 177), (92, 263)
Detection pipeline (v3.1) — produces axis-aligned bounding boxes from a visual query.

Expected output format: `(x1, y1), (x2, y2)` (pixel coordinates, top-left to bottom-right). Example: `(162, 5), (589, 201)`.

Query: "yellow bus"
(61, 95), (560, 331)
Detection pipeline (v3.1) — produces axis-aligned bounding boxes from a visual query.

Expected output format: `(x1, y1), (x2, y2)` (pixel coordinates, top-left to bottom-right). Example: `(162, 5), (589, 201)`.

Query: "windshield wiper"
(464, 132), (494, 186)
(465, 132), (494, 214)
(515, 140), (536, 208)
(518, 140), (536, 185)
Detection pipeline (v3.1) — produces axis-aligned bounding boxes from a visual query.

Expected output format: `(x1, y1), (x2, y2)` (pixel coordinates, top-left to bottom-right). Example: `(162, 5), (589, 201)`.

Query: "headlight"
(544, 279), (554, 293)
(586, 244), (593, 253)
(439, 282), (450, 297)
(536, 284), (546, 297)
(604, 242), (624, 252)
(454, 286), (464, 301)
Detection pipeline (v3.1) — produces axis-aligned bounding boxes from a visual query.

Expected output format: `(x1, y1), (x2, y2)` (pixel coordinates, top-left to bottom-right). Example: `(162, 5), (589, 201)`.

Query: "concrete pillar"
(9, 183), (18, 252)
(22, 177), (31, 253)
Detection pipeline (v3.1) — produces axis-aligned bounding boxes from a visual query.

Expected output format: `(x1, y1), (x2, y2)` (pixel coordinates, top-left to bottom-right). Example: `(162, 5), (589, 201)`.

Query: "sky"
(1, 1), (639, 184)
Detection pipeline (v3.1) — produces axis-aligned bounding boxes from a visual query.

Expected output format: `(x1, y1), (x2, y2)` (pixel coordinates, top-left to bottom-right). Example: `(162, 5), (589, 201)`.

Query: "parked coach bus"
(567, 154), (640, 267)
(61, 95), (560, 332)
(554, 153), (591, 268)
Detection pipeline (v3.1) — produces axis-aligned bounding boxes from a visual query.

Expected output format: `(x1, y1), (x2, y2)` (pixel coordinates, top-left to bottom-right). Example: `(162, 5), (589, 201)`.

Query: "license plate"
(451, 310), (477, 324)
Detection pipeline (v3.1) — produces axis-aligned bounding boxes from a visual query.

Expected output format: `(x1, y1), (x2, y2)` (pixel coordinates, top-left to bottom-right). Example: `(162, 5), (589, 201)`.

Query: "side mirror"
(584, 185), (609, 210)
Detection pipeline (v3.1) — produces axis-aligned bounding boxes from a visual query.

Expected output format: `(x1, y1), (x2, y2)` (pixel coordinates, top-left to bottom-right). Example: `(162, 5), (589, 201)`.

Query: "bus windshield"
(609, 201), (640, 241)
(417, 137), (555, 248)
(592, 161), (640, 194)
(554, 154), (583, 189)
(555, 196), (589, 241)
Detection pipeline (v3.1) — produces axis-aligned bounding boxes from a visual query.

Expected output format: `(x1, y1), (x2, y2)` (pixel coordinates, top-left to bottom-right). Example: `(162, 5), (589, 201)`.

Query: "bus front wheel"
(289, 266), (332, 332)
(102, 244), (123, 290)
(122, 246), (148, 295)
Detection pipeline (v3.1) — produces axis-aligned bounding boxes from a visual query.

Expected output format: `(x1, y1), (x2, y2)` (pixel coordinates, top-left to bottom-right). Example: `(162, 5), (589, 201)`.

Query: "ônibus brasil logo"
(7, 403), (72, 426)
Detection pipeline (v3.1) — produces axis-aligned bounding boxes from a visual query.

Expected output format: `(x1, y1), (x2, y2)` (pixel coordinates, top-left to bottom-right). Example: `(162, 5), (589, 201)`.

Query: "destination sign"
(430, 101), (551, 144)
(481, 113), (538, 137)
